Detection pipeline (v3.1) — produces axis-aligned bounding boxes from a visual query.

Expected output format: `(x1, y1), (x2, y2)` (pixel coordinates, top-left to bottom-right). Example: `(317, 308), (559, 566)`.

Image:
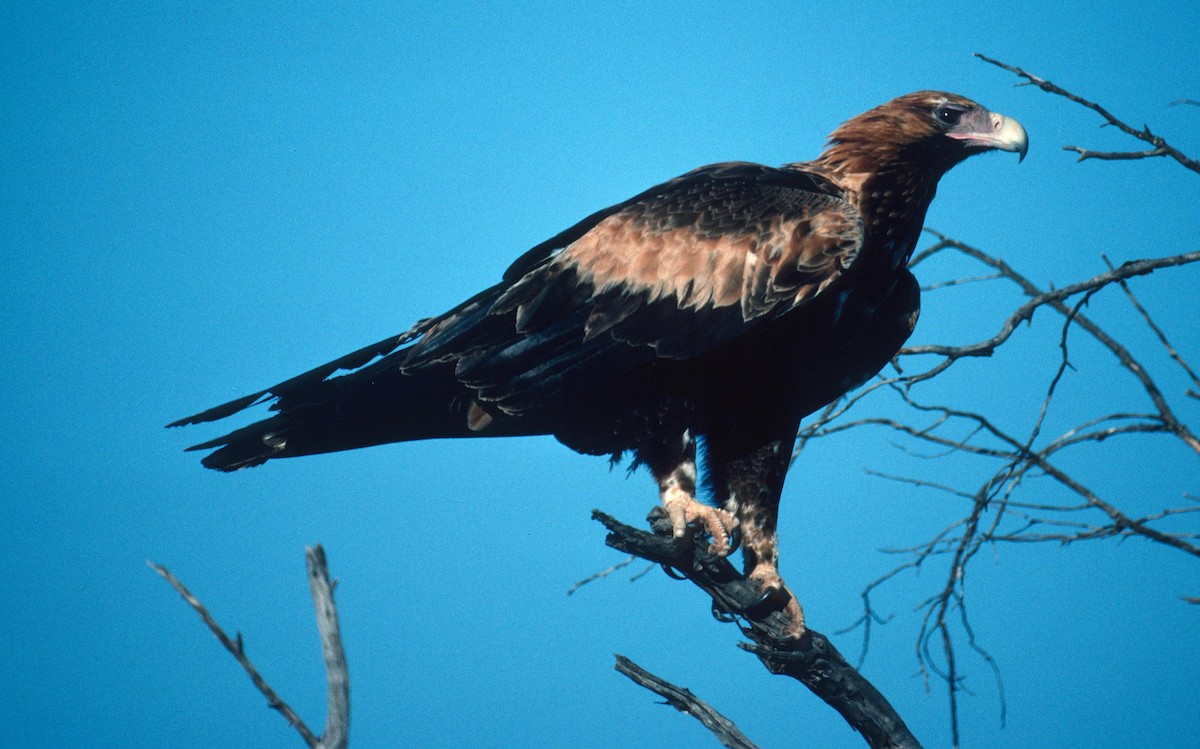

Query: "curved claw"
(746, 586), (778, 612)
(660, 563), (688, 581)
(739, 573), (807, 638)
(726, 523), (743, 555)
(711, 599), (738, 623)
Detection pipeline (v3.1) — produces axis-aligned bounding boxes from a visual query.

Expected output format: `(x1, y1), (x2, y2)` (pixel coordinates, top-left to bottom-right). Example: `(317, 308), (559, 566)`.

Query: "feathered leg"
(707, 430), (806, 636)
(643, 430), (738, 556)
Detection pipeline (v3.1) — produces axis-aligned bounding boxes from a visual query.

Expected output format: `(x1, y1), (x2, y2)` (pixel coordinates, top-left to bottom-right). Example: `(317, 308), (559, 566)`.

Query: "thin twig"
(1063, 146), (1171, 162)
(567, 555), (636, 595)
(1102, 254), (1200, 392)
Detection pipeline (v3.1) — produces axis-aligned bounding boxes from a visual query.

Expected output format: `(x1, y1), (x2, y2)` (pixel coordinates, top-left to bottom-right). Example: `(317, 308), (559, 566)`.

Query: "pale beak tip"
(999, 115), (1029, 163)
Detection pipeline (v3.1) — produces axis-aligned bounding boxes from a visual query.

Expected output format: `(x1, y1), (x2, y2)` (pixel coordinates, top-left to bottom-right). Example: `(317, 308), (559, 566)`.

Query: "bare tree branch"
(150, 546), (350, 749)
(974, 52), (1200, 174)
(595, 509), (924, 749)
(614, 655), (761, 749)
(306, 546), (350, 749)
(1102, 253), (1200, 393)
(1062, 145), (1173, 163)
(567, 554), (637, 595)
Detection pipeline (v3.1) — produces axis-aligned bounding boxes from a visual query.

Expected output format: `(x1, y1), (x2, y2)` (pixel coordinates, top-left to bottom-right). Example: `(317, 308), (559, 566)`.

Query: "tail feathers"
(182, 362), (550, 472)
(172, 270), (647, 470)
(167, 391), (273, 429)
(167, 326), (432, 430)
(186, 413), (291, 471)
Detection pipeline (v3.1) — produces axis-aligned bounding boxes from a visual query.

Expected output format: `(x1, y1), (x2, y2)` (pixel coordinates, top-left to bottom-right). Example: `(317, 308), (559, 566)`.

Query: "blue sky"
(3, 3), (1197, 748)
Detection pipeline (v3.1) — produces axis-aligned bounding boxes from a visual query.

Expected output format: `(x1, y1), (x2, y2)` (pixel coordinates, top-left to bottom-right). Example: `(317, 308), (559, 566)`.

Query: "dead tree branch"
(974, 53), (1200, 174)
(566, 554), (638, 595)
(614, 655), (761, 749)
(596, 509), (924, 749)
(307, 546), (350, 749)
(150, 546), (350, 749)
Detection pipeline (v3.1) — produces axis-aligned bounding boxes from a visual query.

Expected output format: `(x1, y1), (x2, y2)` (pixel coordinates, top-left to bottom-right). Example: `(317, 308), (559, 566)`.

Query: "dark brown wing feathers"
(172, 161), (868, 461)
(409, 163), (866, 412)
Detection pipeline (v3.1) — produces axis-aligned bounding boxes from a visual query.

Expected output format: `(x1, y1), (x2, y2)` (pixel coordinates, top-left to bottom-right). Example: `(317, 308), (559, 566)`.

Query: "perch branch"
(595, 509), (923, 749)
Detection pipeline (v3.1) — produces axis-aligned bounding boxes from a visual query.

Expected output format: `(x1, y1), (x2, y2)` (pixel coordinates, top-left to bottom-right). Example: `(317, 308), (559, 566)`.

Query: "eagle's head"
(820, 91), (1028, 178)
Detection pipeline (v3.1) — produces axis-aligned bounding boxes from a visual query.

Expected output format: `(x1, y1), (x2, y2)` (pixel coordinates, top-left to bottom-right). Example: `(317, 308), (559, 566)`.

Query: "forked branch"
(150, 546), (349, 749)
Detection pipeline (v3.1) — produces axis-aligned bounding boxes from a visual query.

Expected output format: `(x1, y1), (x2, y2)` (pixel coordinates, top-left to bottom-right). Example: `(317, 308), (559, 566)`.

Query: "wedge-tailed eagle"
(171, 91), (1026, 632)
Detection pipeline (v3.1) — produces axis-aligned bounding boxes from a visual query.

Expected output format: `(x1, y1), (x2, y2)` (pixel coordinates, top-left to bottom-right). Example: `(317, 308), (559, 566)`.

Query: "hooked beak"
(949, 111), (1029, 162)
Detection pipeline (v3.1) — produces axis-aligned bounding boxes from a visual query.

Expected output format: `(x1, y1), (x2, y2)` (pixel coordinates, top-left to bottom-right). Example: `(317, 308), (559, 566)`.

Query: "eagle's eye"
(934, 104), (966, 127)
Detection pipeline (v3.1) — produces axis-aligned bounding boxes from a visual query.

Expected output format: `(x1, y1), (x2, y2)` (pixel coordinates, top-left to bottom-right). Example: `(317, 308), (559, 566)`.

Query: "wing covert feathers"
(173, 161), (866, 463)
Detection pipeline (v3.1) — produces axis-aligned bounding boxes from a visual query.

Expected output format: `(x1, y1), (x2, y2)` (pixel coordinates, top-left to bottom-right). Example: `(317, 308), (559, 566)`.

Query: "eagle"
(171, 91), (1026, 632)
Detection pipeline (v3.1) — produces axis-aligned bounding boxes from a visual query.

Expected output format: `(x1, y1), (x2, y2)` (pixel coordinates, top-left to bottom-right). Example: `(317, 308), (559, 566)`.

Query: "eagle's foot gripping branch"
(748, 563), (807, 639)
(661, 489), (739, 557)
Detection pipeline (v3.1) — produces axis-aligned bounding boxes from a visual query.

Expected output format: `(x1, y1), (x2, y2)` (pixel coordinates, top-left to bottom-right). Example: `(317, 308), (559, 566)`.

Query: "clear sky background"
(3, 3), (1197, 748)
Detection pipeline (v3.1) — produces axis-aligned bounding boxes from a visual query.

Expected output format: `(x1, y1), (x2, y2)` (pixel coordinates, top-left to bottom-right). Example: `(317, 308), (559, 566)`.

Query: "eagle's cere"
(172, 91), (1026, 635)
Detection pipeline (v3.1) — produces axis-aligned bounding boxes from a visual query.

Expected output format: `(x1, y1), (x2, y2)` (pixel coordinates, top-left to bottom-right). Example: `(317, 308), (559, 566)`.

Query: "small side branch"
(149, 546), (350, 749)
(615, 655), (761, 749)
(1101, 253), (1200, 393)
(1062, 146), (1170, 163)
(567, 554), (637, 595)
(595, 509), (923, 749)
